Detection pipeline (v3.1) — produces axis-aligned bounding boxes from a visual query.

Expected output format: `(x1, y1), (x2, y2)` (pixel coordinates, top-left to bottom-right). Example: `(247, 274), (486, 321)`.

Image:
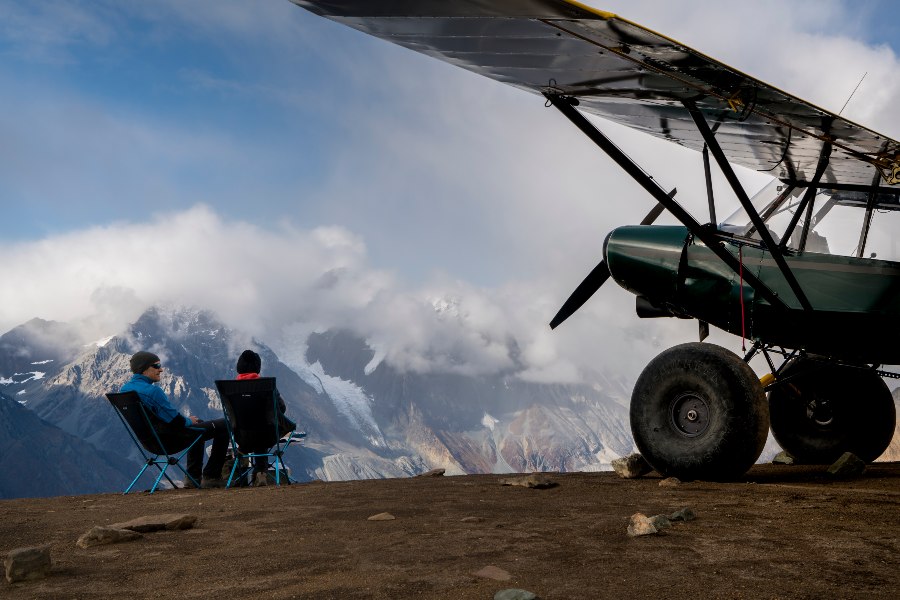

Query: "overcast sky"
(1, 0), (898, 383)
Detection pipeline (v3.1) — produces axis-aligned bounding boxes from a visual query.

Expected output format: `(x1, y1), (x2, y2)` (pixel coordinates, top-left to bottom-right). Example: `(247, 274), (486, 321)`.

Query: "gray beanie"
(130, 351), (160, 374)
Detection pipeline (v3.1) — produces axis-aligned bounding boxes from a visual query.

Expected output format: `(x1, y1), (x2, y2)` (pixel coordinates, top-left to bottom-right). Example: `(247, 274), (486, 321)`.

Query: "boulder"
(669, 507), (696, 522)
(4, 547), (51, 583)
(367, 512), (396, 521)
(76, 527), (142, 549)
(827, 452), (866, 479)
(108, 514), (198, 533)
(649, 515), (672, 530)
(772, 451), (795, 465)
(611, 454), (653, 479)
(415, 468), (446, 477)
(499, 473), (557, 489)
(626, 513), (659, 537)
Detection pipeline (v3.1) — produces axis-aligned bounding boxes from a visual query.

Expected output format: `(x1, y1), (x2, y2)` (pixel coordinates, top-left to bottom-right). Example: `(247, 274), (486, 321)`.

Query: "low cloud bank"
(0, 205), (683, 385)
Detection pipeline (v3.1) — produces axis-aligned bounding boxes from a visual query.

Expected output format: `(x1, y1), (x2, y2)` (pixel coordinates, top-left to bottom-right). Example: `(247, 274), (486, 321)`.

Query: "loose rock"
(4, 547), (51, 583)
(659, 477), (681, 487)
(460, 516), (484, 523)
(611, 454), (653, 479)
(669, 507), (696, 522)
(772, 451), (795, 465)
(415, 468), (445, 477)
(499, 473), (557, 489)
(77, 526), (143, 548)
(649, 515), (672, 530)
(367, 512), (396, 521)
(108, 514), (198, 533)
(474, 565), (511, 581)
(494, 589), (539, 600)
(627, 513), (659, 537)
(827, 452), (866, 479)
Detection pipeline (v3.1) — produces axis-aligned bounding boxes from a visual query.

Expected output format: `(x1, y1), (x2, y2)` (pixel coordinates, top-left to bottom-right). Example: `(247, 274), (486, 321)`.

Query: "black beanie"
(130, 351), (160, 374)
(236, 350), (262, 375)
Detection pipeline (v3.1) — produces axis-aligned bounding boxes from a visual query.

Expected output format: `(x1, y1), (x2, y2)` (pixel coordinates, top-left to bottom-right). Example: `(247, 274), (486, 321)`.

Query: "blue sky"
(1, 0), (899, 381)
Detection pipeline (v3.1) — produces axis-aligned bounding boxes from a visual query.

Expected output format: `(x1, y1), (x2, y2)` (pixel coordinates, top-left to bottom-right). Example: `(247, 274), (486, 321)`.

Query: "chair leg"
(225, 457), (241, 488)
(124, 462), (152, 495)
(150, 463), (171, 494)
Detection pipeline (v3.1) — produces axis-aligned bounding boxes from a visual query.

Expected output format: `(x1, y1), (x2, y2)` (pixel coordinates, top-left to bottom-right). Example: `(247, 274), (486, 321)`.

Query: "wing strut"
(544, 92), (788, 311)
(779, 142), (833, 253)
(856, 172), (882, 258)
(684, 101), (814, 312)
(702, 144), (717, 224)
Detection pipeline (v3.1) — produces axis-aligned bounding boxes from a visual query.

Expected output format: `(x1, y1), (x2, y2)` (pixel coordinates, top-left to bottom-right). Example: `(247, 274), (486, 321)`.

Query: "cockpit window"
(720, 180), (900, 261)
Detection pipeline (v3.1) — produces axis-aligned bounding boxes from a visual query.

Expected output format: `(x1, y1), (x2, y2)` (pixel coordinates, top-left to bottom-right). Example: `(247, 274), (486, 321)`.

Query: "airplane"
(290, 0), (900, 480)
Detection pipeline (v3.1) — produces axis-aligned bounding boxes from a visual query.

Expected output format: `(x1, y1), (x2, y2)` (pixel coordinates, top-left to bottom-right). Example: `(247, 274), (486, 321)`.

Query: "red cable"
(739, 245), (746, 351)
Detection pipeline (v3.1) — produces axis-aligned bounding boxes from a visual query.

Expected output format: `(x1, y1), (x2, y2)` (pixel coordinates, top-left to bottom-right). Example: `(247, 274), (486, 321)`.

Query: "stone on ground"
(827, 452), (866, 479)
(499, 473), (558, 489)
(474, 565), (512, 581)
(494, 589), (539, 600)
(4, 547), (51, 583)
(77, 526), (143, 548)
(367, 512), (396, 521)
(108, 514), (198, 532)
(627, 513), (659, 537)
(611, 454), (653, 479)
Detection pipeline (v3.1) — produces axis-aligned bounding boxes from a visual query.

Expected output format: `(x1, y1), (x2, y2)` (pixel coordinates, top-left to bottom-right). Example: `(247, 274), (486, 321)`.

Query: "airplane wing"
(291, 0), (900, 188)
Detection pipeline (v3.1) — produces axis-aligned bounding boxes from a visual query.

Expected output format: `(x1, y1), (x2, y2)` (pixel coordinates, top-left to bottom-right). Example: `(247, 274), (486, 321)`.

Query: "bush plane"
(291, 0), (900, 480)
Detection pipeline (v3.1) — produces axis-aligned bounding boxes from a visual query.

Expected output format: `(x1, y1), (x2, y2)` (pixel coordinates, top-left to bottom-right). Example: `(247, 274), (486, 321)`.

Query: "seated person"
(120, 351), (229, 488)
(234, 350), (297, 486)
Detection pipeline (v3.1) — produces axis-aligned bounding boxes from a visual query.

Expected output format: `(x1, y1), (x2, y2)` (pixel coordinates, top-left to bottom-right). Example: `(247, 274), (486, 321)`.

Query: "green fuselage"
(604, 225), (900, 364)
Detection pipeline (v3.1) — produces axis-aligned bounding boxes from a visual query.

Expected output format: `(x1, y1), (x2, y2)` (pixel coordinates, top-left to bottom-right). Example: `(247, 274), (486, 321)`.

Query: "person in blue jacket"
(120, 351), (229, 488)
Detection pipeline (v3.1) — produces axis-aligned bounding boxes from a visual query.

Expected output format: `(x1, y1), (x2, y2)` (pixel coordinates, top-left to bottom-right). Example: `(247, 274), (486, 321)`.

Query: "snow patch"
(482, 412), (499, 431)
(274, 335), (385, 445)
(364, 348), (385, 375)
(17, 390), (26, 396)
(92, 335), (115, 348)
(30, 359), (53, 365)
(6, 372), (46, 383)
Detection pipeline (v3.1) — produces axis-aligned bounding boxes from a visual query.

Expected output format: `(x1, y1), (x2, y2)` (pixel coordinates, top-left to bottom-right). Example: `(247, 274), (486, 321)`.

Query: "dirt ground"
(1, 463), (899, 599)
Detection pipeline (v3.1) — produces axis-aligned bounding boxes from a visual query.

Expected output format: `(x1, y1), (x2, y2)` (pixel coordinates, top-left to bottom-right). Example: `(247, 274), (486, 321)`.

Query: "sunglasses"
(150, 363), (162, 369)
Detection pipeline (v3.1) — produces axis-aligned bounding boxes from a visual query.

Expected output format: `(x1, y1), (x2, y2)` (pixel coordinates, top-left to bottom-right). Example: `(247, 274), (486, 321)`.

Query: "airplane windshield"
(720, 180), (900, 261)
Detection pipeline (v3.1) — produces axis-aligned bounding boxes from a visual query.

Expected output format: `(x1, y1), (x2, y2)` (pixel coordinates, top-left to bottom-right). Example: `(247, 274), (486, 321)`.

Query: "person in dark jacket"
(234, 349), (297, 486)
(120, 351), (229, 488)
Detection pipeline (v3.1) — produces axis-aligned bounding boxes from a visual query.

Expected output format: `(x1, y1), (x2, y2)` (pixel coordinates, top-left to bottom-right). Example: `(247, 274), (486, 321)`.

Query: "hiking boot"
(201, 477), (228, 489)
(253, 472), (269, 487)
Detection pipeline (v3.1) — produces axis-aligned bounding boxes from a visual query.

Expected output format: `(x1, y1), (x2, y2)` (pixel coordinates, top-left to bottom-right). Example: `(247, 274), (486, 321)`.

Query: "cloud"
(0, 204), (688, 384)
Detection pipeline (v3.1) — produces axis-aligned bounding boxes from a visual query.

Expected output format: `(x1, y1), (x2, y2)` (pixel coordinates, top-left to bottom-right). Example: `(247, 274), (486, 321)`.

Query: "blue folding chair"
(106, 391), (204, 494)
(214, 378), (306, 487)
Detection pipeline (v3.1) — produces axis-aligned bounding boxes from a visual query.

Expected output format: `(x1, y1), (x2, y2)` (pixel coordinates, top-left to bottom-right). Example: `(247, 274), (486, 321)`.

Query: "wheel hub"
(670, 392), (710, 437)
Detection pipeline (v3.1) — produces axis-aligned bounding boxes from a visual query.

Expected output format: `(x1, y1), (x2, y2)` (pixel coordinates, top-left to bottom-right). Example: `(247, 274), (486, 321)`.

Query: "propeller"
(549, 190), (673, 330)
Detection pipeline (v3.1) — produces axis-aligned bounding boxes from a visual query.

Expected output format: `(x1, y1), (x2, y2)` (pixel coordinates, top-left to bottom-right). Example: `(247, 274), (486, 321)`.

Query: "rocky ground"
(2, 463), (899, 599)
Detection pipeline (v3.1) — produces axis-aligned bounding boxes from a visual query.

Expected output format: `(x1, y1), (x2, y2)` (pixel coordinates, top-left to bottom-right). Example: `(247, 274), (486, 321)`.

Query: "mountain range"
(0, 306), (637, 497)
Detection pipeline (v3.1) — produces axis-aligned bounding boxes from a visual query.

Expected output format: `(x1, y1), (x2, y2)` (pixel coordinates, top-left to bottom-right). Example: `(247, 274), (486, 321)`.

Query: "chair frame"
(214, 378), (306, 488)
(106, 392), (205, 494)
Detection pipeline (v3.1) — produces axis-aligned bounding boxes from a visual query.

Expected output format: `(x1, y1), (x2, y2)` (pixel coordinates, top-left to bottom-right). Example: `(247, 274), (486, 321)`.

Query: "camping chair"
(106, 392), (205, 494)
(214, 378), (306, 487)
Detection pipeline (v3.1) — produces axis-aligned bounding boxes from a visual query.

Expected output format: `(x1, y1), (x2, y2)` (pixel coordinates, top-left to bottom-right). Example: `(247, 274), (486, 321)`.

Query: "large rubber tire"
(768, 360), (896, 464)
(631, 342), (769, 481)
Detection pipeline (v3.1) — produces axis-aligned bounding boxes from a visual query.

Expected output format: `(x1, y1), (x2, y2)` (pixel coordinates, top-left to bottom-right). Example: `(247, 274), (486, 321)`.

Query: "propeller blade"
(548, 189), (675, 330)
(549, 259), (611, 329)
